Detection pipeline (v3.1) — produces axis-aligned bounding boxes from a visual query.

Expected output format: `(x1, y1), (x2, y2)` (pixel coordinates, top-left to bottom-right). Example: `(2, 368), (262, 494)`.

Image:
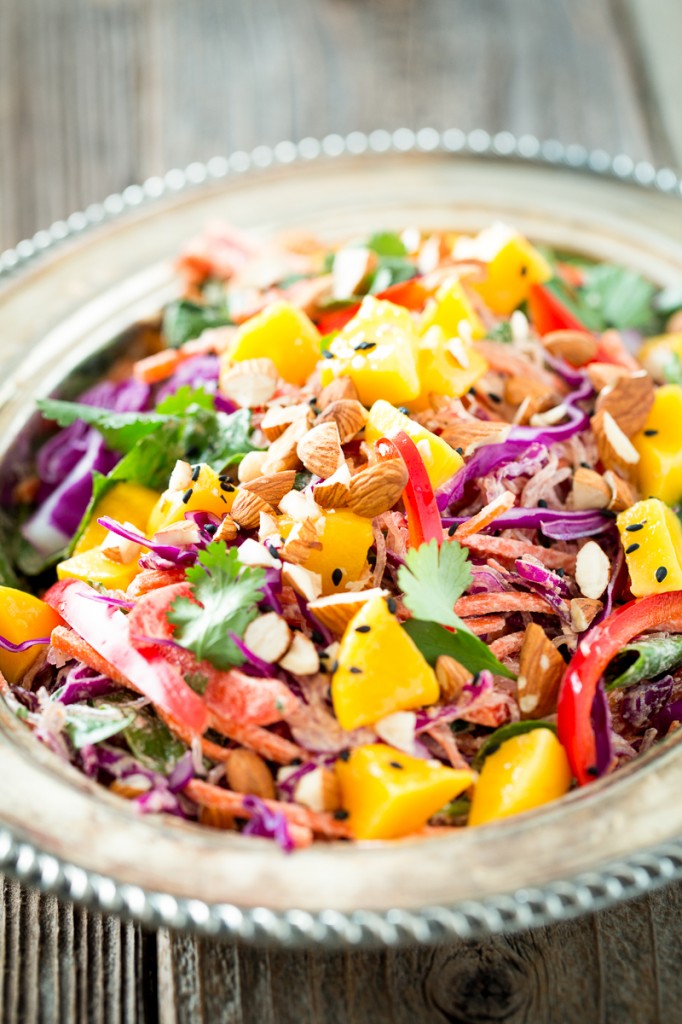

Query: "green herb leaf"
(471, 721), (556, 770)
(124, 708), (186, 773)
(398, 539), (472, 631)
(663, 352), (682, 387)
(155, 385), (216, 415)
(167, 541), (265, 670)
(578, 264), (659, 332)
(402, 619), (516, 680)
(486, 321), (513, 343)
(439, 796), (471, 819)
(64, 703), (135, 749)
(605, 635), (682, 690)
(162, 299), (232, 348)
(365, 232), (408, 258)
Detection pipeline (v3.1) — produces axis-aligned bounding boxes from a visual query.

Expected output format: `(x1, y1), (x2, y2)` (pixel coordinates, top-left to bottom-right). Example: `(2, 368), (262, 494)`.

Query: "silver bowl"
(2, 131), (682, 948)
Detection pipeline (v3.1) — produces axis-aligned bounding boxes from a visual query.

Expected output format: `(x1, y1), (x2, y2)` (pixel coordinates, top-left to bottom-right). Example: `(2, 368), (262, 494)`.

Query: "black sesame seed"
(191, 464), (201, 482)
(387, 597), (397, 614)
(580, 461), (591, 469)
(455, 447), (464, 456)
(312, 629), (325, 645)
(266, 543), (278, 558)
(349, 666), (362, 674)
(520, 265), (528, 277)
(625, 543), (640, 554)
(397, 406), (410, 415)
(389, 761), (404, 770)
(220, 482), (235, 492)
(556, 568), (566, 578)
(308, 396), (318, 406)
(333, 808), (350, 819)
(448, 524), (457, 537)
(330, 660), (339, 674)
(290, 758), (302, 767)
(355, 625), (371, 634)
(205, 523), (218, 536)
(322, 349), (334, 359)
(332, 568), (343, 586)
(644, 429), (659, 437)
(656, 566), (668, 583)
(319, 650), (329, 661)
(337, 751), (350, 763)
(601, 509), (617, 519)
(625, 523), (644, 532)
(181, 488), (193, 504)
(220, 494), (227, 504)
(537, 499), (548, 508)
(354, 340), (377, 352)
(468, 387), (476, 396)
(487, 392), (502, 404)
(586, 765), (599, 778)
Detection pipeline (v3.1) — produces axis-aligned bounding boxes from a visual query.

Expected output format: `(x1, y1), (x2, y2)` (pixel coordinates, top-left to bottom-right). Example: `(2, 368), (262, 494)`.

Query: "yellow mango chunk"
(228, 301), (320, 385)
(468, 229), (552, 316)
(57, 547), (142, 592)
(468, 728), (571, 826)
(419, 277), (485, 340)
(331, 594), (439, 730)
(634, 385), (682, 505)
(279, 509), (373, 595)
(336, 743), (474, 840)
(364, 399), (463, 490)
(407, 325), (489, 413)
(637, 332), (682, 382)
(0, 587), (62, 684)
(320, 296), (421, 406)
(75, 482), (160, 555)
(617, 498), (682, 596)
(147, 464), (235, 535)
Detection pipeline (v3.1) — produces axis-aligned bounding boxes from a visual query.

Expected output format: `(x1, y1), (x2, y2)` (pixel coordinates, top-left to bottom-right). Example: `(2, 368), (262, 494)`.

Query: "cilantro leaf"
(486, 321), (512, 343)
(64, 703), (135, 749)
(578, 264), (659, 332)
(124, 708), (186, 773)
(365, 231), (408, 258)
(403, 619), (516, 680)
(162, 299), (232, 348)
(155, 385), (216, 414)
(398, 539), (472, 631)
(167, 542), (265, 670)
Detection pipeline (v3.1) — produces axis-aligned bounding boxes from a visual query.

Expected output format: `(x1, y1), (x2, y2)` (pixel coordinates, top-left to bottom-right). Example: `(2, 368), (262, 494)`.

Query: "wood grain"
(0, 1), (681, 1021)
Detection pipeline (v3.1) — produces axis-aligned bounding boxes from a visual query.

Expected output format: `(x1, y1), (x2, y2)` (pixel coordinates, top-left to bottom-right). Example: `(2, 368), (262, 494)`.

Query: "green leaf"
(403, 619), (516, 680)
(653, 285), (682, 317)
(398, 539), (472, 632)
(365, 232), (408, 258)
(162, 299), (232, 349)
(439, 796), (471, 819)
(605, 635), (682, 690)
(167, 541), (265, 670)
(578, 264), (659, 332)
(124, 709), (186, 773)
(663, 352), (682, 387)
(486, 321), (513, 343)
(471, 721), (557, 770)
(64, 703), (135, 749)
(155, 385), (216, 415)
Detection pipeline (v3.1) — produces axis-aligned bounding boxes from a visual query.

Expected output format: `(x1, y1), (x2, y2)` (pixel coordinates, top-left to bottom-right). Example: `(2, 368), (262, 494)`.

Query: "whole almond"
(226, 749), (276, 800)
(230, 490), (275, 530)
(571, 467), (611, 511)
(260, 403), (314, 441)
(297, 421), (344, 479)
(318, 376), (359, 408)
(504, 375), (555, 409)
(348, 459), (408, 517)
(316, 399), (368, 443)
(242, 470), (297, 506)
(517, 623), (566, 719)
(595, 371), (654, 437)
(542, 330), (598, 367)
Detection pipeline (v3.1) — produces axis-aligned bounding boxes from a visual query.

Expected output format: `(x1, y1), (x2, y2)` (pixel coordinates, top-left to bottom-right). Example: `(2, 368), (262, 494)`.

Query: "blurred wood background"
(1, 0), (682, 1020)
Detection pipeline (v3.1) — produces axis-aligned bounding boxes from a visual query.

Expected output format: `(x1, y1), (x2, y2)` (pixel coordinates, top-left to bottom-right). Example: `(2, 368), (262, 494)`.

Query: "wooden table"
(1, 1), (682, 1020)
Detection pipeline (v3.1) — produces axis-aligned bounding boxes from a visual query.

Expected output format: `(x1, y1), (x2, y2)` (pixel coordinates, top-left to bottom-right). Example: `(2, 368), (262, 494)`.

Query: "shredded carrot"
(127, 568), (187, 599)
(460, 615), (506, 636)
(461, 534), (576, 571)
(489, 631), (526, 659)
(208, 711), (304, 765)
(132, 349), (187, 385)
(476, 340), (560, 389)
(455, 593), (562, 616)
(186, 779), (351, 840)
(454, 490), (516, 541)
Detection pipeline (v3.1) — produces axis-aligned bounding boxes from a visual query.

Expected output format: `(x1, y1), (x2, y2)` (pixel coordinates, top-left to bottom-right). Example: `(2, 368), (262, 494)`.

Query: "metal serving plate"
(2, 131), (682, 948)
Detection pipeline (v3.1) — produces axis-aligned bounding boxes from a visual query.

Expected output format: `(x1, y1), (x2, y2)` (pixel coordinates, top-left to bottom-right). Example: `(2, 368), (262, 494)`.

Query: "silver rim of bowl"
(1, 128), (682, 948)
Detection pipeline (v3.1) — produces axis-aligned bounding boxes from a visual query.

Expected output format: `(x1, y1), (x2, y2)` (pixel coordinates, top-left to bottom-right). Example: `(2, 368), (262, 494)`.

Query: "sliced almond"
(243, 612), (292, 664)
(219, 357), (278, 408)
(316, 399), (368, 443)
(542, 330), (598, 367)
(260, 416), (309, 474)
(279, 632), (320, 675)
(258, 511), (280, 542)
(571, 467), (611, 511)
(101, 524), (143, 565)
(575, 540), (611, 600)
(278, 489), (323, 522)
(281, 563), (323, 603)
(504, 375), (555, 409)
(517, 623), (566, 719)
(313, 463), (351, 510)
(238, 538), (281, 568)
(440, 420), (511, 454)
(570, 597), (603, 633)
(153, 520), (202, 547)
(592, 409), (640, 479)
(318, 376), (359, 408)
(237, 450), (269, 483)
(260, 403), (314, 441)
(332, 247), (377, 299)
(529, 403), (568, 427)
(595, 371), (654, 437)
(242, 470), (297, 506)
(586, 361), (630, 392)
(293, 767), (341, 813)
(603, 469), (636, 513)
(230, 490), (275, 530)
(214, 515), (238, 543)
(169, 459), (193, 492)
(307, 588), (389, 635)
(374, 711), (418, 755)
(296, 421), (344, 479)
(435, 655), (473, 702)
(226, 749), (276, 800)
(348, 459), (408, 518)
(279, 518), (323, 566)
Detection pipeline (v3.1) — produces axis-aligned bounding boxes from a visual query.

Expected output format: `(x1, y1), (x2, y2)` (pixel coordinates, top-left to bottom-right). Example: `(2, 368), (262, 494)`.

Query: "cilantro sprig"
(167, 542), (265, 671)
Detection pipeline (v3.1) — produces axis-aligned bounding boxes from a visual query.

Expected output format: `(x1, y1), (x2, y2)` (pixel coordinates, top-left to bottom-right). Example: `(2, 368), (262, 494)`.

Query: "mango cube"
(278, 509), (373, 595)
(0, 587), (62, 684)
(617, 497), (682, 596)
(419, 277), (485, 340)
(407, 325), (489, 412)
(336, 743), (474, 840)
(74, 482), (160, 555)
(468, 728), (572, 826)
(228, 301), (321, 385)
(56, 547), (142, 592)
(331, 594), (439, 730)
(147, 464), (235, 535)
(319, 296), (421, 406)
(364, 399), (463, 490)
(465, 227), (552, 316)
(634, 384), (682, 505)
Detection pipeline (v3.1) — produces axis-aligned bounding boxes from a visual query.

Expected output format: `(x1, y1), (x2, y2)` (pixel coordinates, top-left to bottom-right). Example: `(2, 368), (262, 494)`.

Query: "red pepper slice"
(527, 283), (587, 336)
(375, 430), (442, 548)
(44, 578), (208, 735)
(315, 276), (430, 335)
(557, 592), (682, 785)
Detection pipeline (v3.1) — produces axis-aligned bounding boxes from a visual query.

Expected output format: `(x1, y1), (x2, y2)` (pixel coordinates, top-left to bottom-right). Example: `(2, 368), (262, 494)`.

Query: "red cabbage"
(167, 750), (194, 793)
(228, 632), (276, 676)
(294, 592), (333, 646)
(0, 634), (52, 653)
(155, 355), (220, 404)
(59, 665), (118, 705)
(656, 698), (682, 734)
(621, 675), (674, 730)
(97, 516), (198, 567)
(443, 506), (612, 540)
(437, 438), (540, 510)
(242, 795), (294, 852)
(590, 682), (613, 776)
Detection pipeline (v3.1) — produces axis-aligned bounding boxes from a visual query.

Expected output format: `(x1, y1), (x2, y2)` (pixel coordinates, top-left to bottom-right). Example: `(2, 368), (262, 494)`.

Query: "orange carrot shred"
(460, 534), (576, 571)
(132, 349), (187, 385)
(454, 490), (516, 541)
(459, 615), (507, 636)
(489, 631), (526, 659)
(208, 711), (304, 766)
(455, 593), (563, 616)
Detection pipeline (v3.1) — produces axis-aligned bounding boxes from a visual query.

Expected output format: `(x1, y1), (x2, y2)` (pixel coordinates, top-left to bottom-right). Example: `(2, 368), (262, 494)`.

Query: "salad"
(3, 219), (682, 851)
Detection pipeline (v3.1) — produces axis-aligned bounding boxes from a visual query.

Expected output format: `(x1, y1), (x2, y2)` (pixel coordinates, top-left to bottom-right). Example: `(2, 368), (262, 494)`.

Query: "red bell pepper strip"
(557, 592), (682, 785)
(44, 579), (208, 735)
(315, 276), (431, 335)
(375, 431), (443, 548)
(527, 283), (587, 336)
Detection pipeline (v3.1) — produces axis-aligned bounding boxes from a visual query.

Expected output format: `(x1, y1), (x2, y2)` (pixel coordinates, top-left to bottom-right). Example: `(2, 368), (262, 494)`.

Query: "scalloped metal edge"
(2, 128), (682, 948)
